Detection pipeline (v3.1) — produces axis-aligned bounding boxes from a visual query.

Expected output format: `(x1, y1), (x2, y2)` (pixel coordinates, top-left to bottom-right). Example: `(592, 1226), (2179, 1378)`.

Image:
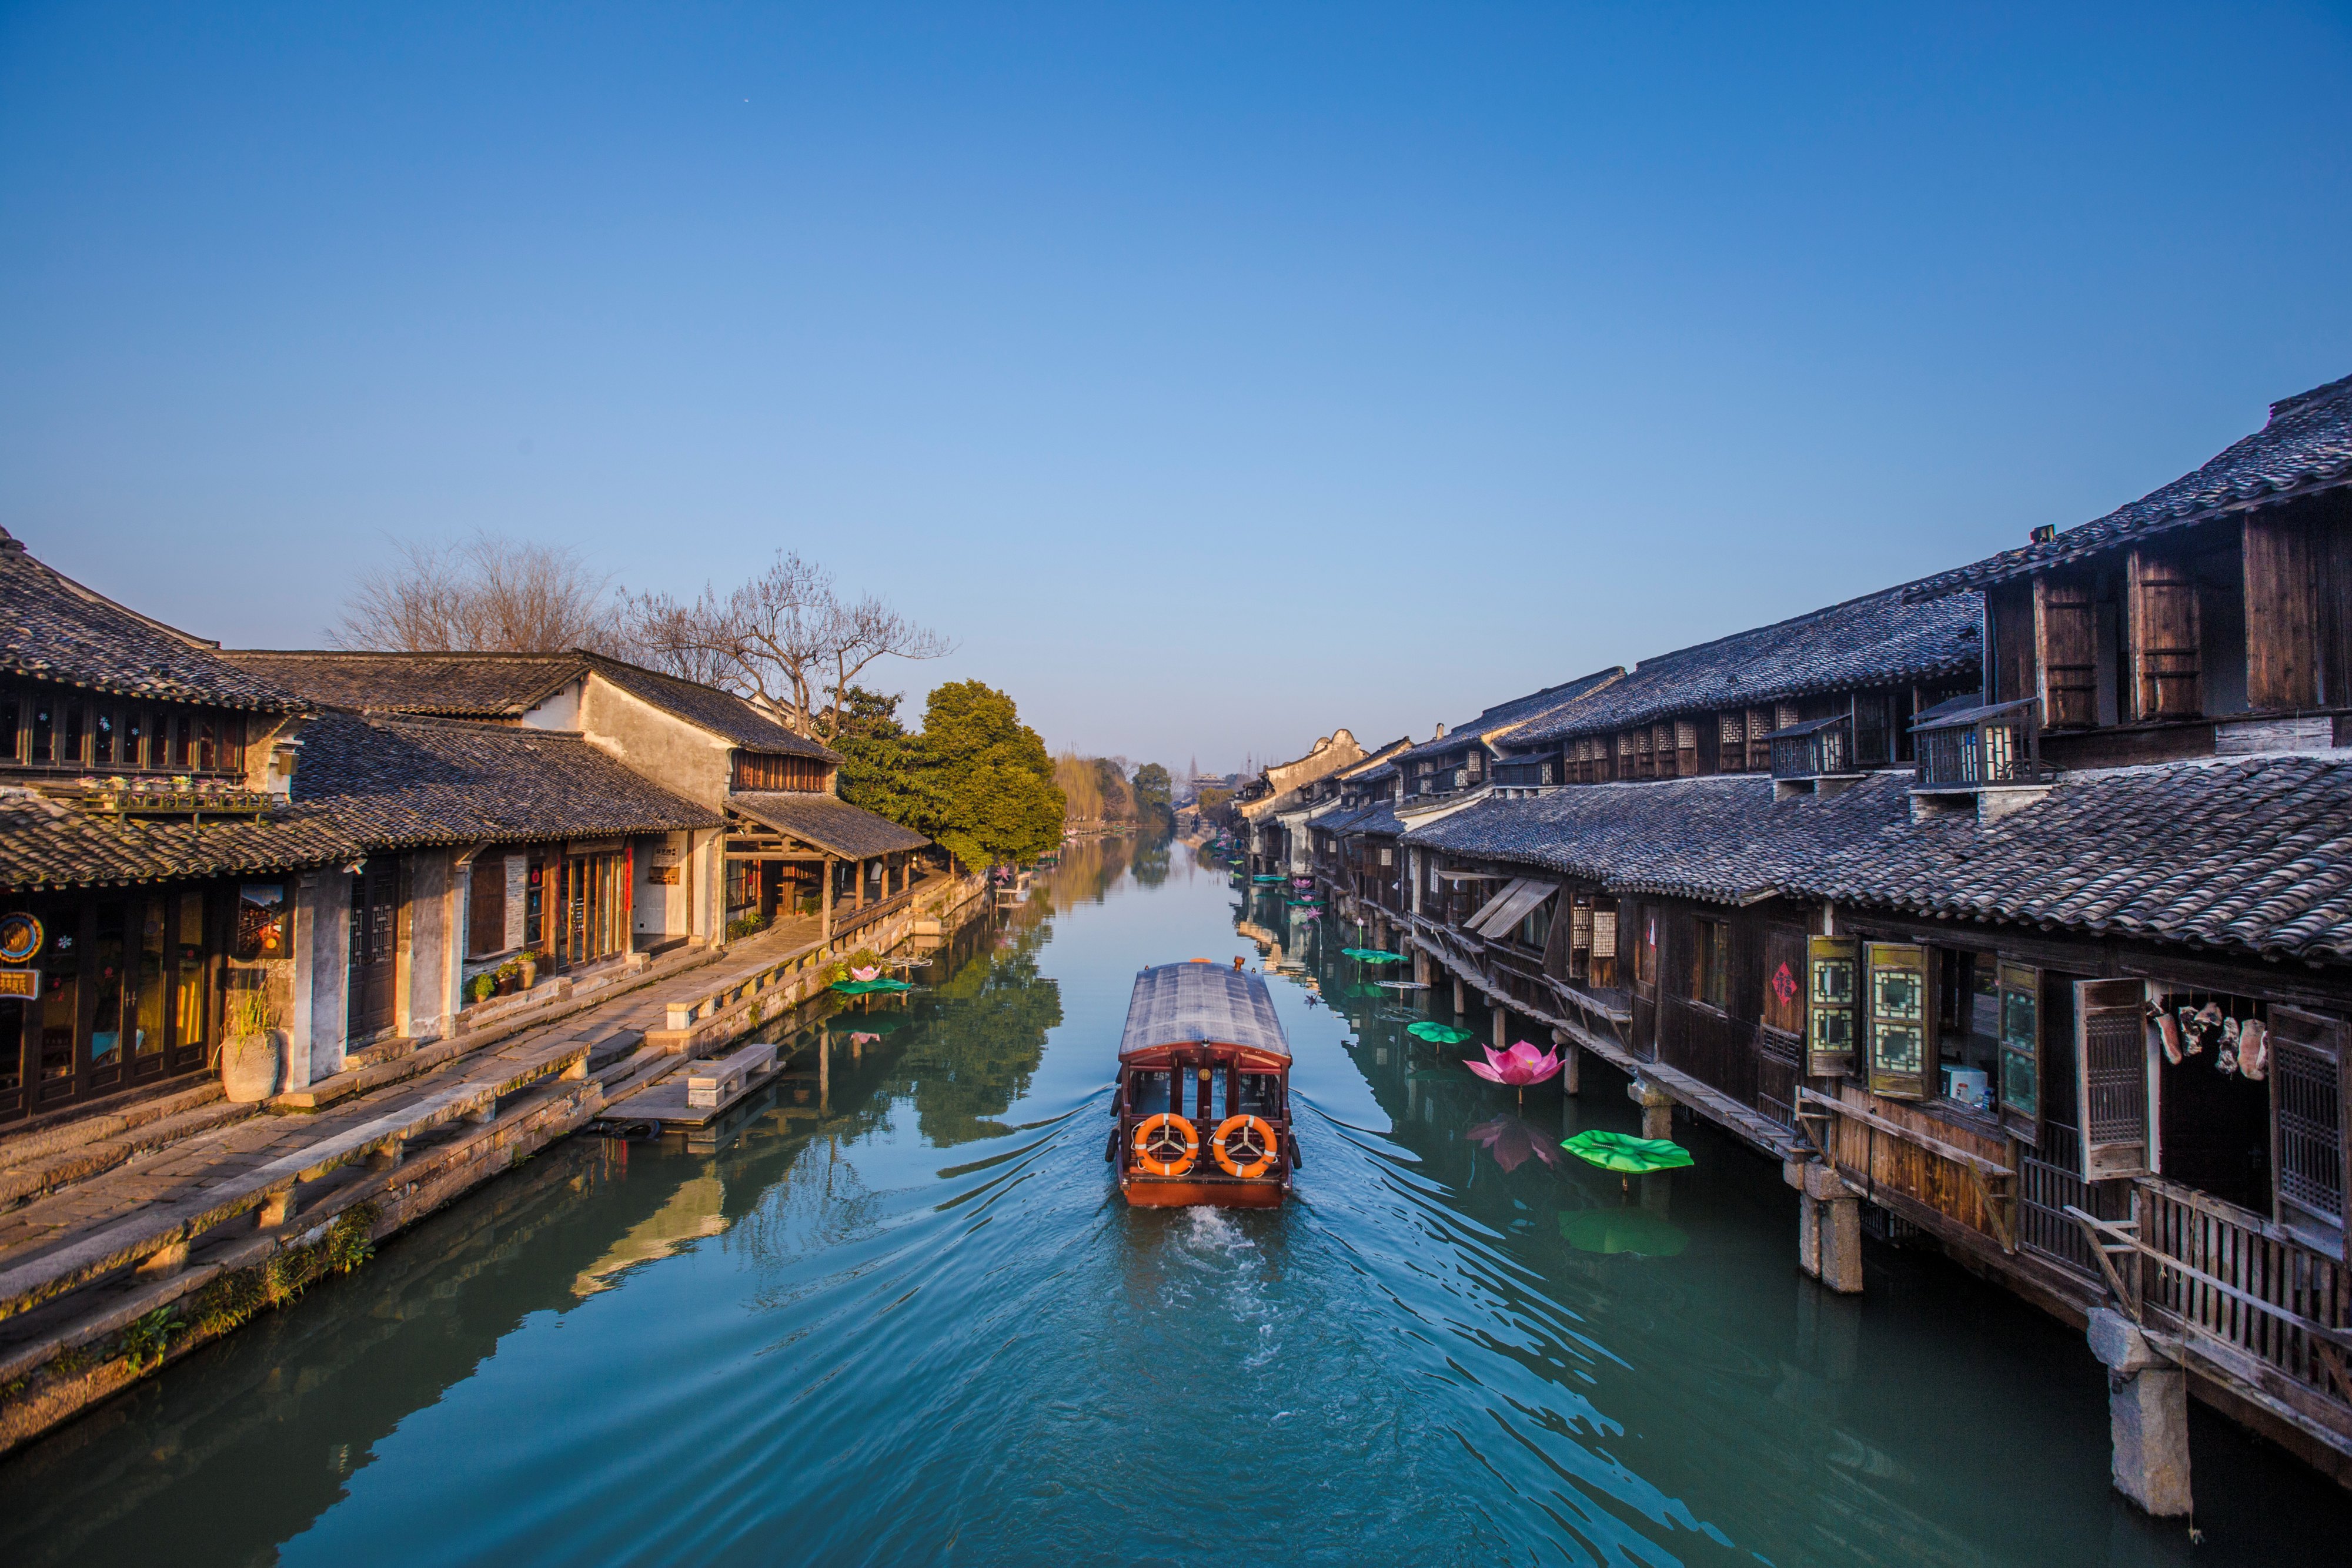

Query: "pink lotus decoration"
(1468, 1115), (1562, 1172)
(850, 1032), (880, 1046)
(850, 965), (881, 981)
(1466, 1041), (1562, 1089)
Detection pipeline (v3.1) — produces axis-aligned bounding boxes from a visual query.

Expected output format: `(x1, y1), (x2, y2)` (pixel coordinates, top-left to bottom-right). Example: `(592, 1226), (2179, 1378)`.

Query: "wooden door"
(2076, 978), (2151, 1179)
(348, 860), (399, 1038)
(2034, 574), (2099, 728)
(2244, 514), (2321, 710)
(2129, 549), (2204, 718)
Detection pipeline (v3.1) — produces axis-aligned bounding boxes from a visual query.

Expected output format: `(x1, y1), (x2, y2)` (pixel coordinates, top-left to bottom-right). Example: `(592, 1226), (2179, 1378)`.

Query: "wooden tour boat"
(1110, 960), (1297, 1208)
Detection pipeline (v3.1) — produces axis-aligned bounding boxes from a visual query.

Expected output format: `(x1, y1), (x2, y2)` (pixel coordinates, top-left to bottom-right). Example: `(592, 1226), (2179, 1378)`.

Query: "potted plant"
(518, 951), (540, 989)
(469, 973), (496, 1006)
(216, 984), (284, 1102)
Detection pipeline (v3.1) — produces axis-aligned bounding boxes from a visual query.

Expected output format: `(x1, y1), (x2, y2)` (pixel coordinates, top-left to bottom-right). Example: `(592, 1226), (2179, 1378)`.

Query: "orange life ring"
(1211, 1115), (1279, 1179)
(1133, 1113), (1200, 1176)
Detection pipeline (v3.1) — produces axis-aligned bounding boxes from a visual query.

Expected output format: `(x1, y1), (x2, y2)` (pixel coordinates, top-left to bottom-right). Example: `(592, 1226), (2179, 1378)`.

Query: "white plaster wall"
(305, 868), (352, 1079)
(519, 678), (586, 731)
(576, 677), (734, 810)
(409, 849), (454, 1041)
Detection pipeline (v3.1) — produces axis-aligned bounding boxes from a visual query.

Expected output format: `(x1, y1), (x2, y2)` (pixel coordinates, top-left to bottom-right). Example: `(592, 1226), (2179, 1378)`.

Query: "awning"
(1470, 877), (1558, 938)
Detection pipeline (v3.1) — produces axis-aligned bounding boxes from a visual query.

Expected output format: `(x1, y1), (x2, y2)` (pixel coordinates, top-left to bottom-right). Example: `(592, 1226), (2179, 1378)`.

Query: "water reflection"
(2, 840), (2347, 1568)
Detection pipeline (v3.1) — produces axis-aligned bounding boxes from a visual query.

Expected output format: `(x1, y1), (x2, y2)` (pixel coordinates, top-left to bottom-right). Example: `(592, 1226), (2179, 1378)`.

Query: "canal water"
(4, 837), (2346, 1567)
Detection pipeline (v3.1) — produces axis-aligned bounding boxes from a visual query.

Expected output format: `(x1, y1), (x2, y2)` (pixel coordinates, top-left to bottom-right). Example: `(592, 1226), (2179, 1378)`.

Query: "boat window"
(1235, 1072), (1282, 1116)
(1127, 1068), (1173, 1112)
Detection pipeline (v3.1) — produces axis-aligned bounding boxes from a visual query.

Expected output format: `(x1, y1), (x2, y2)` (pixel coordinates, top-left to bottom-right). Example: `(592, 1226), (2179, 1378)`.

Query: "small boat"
(1110, 961), (1296, 1208)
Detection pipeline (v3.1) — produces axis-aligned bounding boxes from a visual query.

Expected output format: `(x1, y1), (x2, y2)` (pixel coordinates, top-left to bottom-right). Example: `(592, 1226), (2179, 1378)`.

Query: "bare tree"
(619, 551), (951, 741)
(336, 534), (621, 653)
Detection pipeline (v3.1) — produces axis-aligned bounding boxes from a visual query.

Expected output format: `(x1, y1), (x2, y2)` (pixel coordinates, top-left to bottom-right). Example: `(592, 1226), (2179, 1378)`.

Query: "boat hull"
(1120, 1177), (1285, 1209)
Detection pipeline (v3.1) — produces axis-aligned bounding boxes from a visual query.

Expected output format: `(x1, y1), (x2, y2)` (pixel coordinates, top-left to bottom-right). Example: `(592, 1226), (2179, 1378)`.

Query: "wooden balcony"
(1768, 714), (1856, 781)
(2069, 1178), (2352, 1445)
(1912, 696), (2052, 790)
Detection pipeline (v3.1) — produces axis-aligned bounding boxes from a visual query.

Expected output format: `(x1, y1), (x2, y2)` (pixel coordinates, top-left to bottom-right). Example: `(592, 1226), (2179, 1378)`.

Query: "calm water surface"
(5, 838), (2347, 1567)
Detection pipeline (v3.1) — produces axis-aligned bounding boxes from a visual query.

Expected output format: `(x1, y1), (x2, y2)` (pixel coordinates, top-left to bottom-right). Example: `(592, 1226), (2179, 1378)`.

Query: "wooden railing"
(2068, 1178), (2352, 1420)
(831, 883), (920, 945)
(1800, 1086), (2017, 1251)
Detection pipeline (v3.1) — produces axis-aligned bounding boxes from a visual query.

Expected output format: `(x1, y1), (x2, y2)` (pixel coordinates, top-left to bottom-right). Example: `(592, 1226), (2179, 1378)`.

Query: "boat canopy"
(1119, 962), (1291, 1061)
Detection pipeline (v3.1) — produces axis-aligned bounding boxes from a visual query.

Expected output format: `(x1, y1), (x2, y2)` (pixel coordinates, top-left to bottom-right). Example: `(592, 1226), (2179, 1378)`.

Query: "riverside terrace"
(1253, 368), (2352, 1513)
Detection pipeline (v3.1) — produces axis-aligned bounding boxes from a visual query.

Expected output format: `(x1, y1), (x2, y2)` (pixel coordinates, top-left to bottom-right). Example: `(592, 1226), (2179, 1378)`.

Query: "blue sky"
(4, 4), (2348, 775)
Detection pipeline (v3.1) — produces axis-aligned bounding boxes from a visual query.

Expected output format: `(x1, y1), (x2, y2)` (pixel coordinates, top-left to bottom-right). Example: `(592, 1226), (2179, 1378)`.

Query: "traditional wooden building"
(0, 529), (360, 1126)
(1392, 670), (1622, 807)
(1387, 370), (2352, 1496)
(227, 647), (930, 957)
(1233, 729), (1378, 874)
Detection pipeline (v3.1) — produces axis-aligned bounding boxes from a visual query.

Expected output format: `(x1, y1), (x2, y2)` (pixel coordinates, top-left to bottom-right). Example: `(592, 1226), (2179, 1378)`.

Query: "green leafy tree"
(831, 686), (924, 825)
(1093, 758), (1133, 822)
(1131, 763), (1174, 835)
(911, 681), (1064, 870)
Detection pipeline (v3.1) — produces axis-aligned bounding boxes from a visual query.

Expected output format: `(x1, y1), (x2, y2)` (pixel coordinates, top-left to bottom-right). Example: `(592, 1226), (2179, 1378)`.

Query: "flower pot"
(519, 957), (540, 989)
(220, 1030), (286, 1103)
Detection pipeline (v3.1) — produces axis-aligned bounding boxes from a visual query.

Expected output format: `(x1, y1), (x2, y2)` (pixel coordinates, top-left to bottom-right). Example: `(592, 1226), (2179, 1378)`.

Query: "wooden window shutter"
(2033, 574), (2099, 728)
(1541, 893), (1571, 979)
(2128, 549), (2203, 719)
(1674, 718), (1699, 776)
(1718, 711), (1746, 771)
(1760, 928), (1804, 1037)
(2076, 978), (2152, 1179)
(2321, 497), (2352, 708)
(2269, 1005), (2348, 1258)
(1591, 900), (1618, 960)
(2243, 514), (2322, 710)
(1996, 961), (2040, 1137)
(1748, 707), (1773, 771)
(1988, 578), (2038, 704)
(1865, 942), (1931, 1099)
(1806, 935), (1857, 1078)
(1569, 897), (1594, 979)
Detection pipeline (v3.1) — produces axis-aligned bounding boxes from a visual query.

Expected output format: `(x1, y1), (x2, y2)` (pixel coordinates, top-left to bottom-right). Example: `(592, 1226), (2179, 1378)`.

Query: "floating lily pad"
(1406, 1021), (1478, 1045)
(1561, 1130), (1694, 1174)
(831, 978), (914, 995)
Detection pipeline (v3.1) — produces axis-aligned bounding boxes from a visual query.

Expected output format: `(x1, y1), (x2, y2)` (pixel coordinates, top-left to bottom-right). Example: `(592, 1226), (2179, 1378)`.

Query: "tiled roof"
(1402, 773), (1915, 905)
(1509, 587), (1982, 748)
(1306, 804), (1371, 837)
(1790, 756), (2352, 963)
(582, 654), (840, 762)
(0, 790), (362, 890)
(0, 532), (308, 713)
(1908, 373), (2352, 598)
(728, 792), (928, 858)
(1351, 801), (1408, 838)
(1349, 761), (1399, 785)
(219, 651), (584, 717)
(295, 711), (717, 848)
(1395, 670), (1624, 765)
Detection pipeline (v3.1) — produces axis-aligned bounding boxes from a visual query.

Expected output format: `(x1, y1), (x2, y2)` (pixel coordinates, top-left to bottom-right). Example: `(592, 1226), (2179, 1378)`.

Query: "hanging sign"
(0, 969), (35, 999)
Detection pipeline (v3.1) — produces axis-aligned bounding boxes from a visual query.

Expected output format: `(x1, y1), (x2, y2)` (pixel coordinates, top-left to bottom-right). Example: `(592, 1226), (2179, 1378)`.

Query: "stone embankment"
(0, 871), (990, 1456)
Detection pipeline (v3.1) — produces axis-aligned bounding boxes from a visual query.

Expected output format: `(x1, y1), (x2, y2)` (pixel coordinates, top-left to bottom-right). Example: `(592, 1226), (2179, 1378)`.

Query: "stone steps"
(0, 1098), (262, 1211)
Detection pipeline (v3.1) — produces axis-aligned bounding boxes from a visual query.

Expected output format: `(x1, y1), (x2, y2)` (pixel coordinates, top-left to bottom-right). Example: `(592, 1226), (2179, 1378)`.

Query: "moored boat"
(1110, 961), (1296, 1208)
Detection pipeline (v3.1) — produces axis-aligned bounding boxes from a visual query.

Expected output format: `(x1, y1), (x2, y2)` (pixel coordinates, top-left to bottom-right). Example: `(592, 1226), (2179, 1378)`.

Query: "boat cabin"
(1112, 960), (1294, 1208)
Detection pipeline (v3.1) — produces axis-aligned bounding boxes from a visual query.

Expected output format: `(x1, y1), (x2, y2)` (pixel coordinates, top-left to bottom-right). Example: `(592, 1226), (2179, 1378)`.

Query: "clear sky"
(4, 4), (2348, 777)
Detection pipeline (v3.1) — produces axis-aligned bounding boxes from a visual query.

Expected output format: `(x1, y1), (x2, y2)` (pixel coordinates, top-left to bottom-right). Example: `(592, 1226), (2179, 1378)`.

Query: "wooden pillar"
(1452, 976), (1466, 1015)
(1552, 1029), (1581, 1096)
(1798, 1162), (1863, 1294)
(856, 858), (868, 911)
(820, 860), (834, 942)
(818, 1028), (831, 1111)
(1492, 1004), (1510, 1052)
